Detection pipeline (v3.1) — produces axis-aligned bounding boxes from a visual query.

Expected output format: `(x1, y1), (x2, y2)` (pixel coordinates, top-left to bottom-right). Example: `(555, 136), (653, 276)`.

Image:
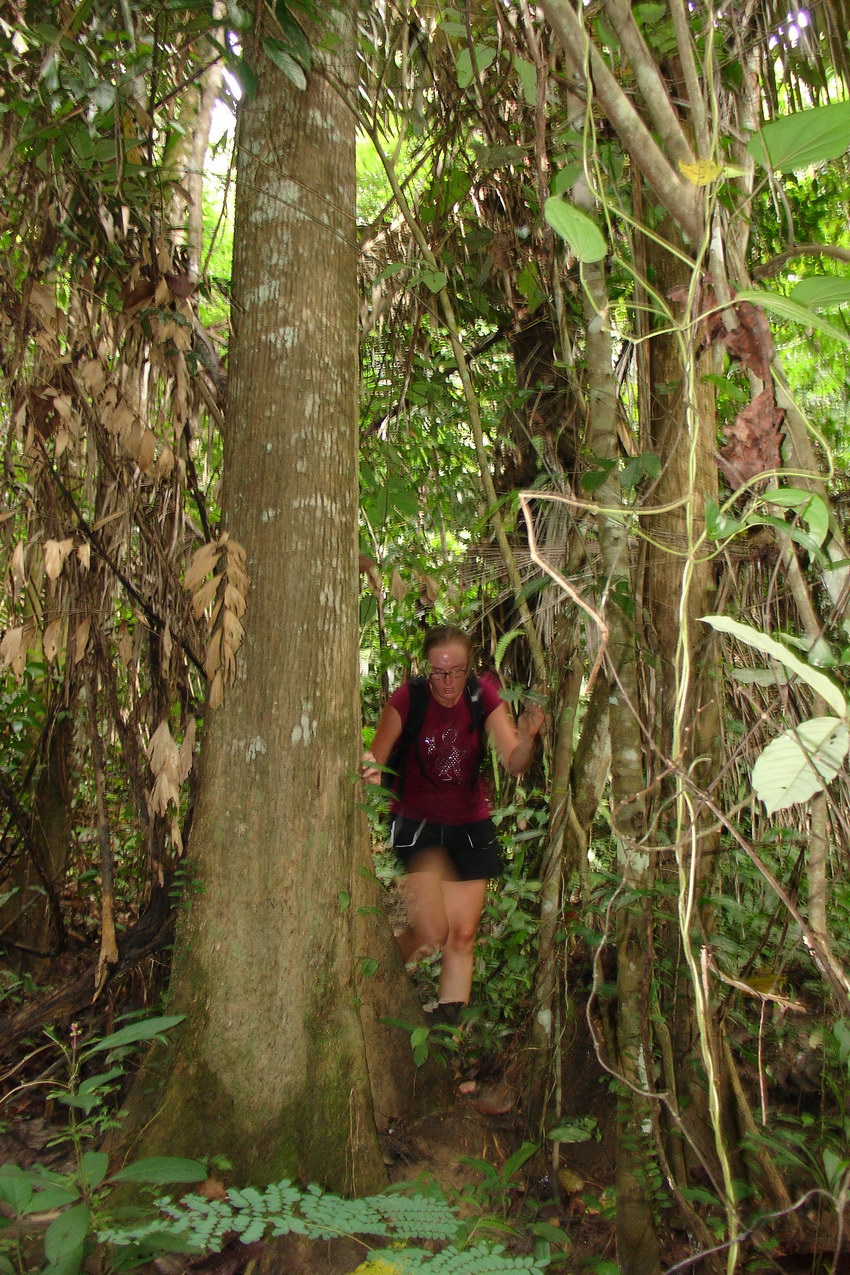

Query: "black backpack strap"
(383, 676), (429, 794)
(465, 675), (487, 783)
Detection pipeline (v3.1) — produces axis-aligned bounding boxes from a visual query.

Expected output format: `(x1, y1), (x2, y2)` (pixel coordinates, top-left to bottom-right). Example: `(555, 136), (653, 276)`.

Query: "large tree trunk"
(580, 214), (661, 1275)
(133, 9), (385, 1192)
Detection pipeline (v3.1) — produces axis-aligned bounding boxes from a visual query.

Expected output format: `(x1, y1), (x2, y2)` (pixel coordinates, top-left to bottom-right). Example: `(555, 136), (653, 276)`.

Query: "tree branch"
(539, 0), (703, 243)
(753, 242), (850, 278)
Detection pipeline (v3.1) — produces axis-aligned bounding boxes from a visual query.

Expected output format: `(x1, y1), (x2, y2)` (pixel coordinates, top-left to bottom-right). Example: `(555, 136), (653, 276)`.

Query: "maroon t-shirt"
(388, 677), (502, 824)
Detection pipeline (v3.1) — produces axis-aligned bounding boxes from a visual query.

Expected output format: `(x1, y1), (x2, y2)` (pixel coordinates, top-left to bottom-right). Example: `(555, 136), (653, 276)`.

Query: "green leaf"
(551, 162), (582, 195)
(747, 100), (850, 171)
(543, 197), (607, 262)
(375, 262), (407, 282)
(455, 44), (497, 89)
(494, 628), (523, 673)
(261, 38), (307, 90)
(764, 488), (829, 545)
(734, 288), (850, 346)
(476, 144), (526, 170)
(419, 270), (447, 294)
(705, 499), (744, 539)
(79, 1151), (109, 1191)
(548, 1118), (598, 1143)
(728, 667), (788, 686)
(86, 1014), (185, 1055)
(502, 1141), (539, 1179)
(516, 262), (545, 311)
(752, 717), (850, 814)
(514, 55), (537, 106)
(359, 957), (379, 977)
(790, 277), (850, 310)
(619, 456), (644, 490)
(0, 1166), (33, 1213)
(44, 1203), (91, 1266)
(107, 1157), (208, 1185)
(77, 1067), (124, 1096)
(21, 1184), (81, 1214)
(822, 1147), (849, 1191)
(753, 514), (827, 563)
(701, 615), (847, 716)
(55, 1094), (100, 1114)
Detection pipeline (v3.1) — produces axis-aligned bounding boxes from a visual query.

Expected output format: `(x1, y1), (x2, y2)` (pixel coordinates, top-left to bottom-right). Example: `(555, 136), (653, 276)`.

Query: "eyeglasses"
(428, 666), (468, 684)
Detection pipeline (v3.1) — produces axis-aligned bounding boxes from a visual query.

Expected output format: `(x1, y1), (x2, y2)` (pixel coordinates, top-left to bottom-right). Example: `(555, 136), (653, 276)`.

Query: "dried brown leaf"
(147, 720), (179, 775)
(102, 397), (134, 438)
(170, 819), (184, 855)
(191, 573), (222, 619)
(80, 358), (105, 394)
(208, 670), (223, 709)
(43, 617), (65, 662)
(720, 389), (784, 484)
(74, 616), (91, 664)
(223, 582), (246, 618)
(28, 282), (57, 326)
(137, 428), (157, 473)
(222, 609), (243, 651)
(10, 624), (33, 679)
(391, 569), (407, 602)
(724, 301), (774, 382)
(422, 575), (440, 602)
(156, 446), (175, 478)
(11, 542), (25, 594)
(150, 772), (179, 816)
(0, 626), (24, 671)
(359, 553), (381, 594)
(204, 628), (223, 679)
(43, 538), (74, 581)
(185, 541), (222, 594)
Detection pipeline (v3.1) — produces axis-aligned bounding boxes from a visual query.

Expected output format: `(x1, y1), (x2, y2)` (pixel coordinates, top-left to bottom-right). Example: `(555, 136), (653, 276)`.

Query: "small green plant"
(379, 1015), (462, 1068)
(458, 1141), (540, 1218)
(0, 1015), (207, 1275)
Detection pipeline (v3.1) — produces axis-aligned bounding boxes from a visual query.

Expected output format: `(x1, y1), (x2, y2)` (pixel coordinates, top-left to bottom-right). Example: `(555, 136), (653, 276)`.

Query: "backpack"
(383, 674), (486, 796)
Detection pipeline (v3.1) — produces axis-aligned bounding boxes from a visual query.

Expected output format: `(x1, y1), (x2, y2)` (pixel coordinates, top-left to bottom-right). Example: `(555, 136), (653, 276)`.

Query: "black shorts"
(390, 816), (503, 881)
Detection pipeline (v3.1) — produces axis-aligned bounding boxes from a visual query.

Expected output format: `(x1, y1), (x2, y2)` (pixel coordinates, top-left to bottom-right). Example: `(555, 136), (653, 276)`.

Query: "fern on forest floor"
(98, 1179), (553, 1272)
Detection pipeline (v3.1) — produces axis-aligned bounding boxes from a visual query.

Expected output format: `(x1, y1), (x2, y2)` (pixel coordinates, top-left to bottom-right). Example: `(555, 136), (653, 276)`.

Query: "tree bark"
(132, 6), (385, 1192)
(579, 185), (661, 1275)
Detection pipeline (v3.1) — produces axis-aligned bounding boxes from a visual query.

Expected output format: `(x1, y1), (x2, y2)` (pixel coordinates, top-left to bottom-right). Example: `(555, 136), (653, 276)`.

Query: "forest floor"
(0, 950), (622, 1275)
(0, 912), (844, 1274)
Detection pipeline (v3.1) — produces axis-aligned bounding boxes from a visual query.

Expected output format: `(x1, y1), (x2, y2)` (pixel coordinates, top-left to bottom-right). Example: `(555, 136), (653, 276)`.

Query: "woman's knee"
(415, 920), (450, 953)
(445, 923), (478, 954)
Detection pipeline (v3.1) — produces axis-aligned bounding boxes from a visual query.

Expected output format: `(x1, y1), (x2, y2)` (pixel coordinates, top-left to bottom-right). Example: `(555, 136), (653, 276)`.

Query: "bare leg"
(396, 850), (452, 963)
(438, 877), (487, 1005)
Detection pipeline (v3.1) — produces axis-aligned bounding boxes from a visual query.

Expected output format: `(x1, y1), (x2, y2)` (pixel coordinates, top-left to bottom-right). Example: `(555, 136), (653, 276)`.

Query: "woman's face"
(426, 640), (470, 706)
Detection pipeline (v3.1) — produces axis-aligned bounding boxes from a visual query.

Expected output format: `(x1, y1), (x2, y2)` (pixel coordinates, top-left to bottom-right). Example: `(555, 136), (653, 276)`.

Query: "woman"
(362, 625), (544, 1020)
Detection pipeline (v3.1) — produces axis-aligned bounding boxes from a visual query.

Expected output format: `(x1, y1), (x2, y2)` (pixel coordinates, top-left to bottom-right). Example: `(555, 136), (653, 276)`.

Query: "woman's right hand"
(361, 750), (382, 784)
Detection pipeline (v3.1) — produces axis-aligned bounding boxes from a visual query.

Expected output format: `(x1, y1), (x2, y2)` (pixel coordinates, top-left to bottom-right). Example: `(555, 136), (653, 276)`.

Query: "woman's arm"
(361, 703), (403, 784)
(486, 701), (545, 777)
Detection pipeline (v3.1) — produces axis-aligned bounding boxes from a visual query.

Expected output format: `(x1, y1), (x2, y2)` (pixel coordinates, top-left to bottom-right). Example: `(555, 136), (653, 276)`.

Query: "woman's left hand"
(518, 702), (545, 739)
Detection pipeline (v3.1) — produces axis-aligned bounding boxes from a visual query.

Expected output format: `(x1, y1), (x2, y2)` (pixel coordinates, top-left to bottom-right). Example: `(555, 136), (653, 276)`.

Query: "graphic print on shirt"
(421, 722), (471, 784)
